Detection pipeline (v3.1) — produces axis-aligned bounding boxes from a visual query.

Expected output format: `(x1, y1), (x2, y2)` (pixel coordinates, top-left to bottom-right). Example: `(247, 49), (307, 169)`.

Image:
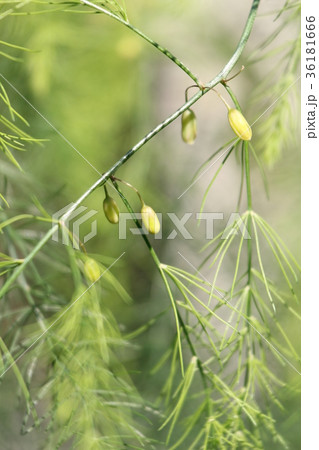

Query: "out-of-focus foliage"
(0, 0), (300, 448)
(249, 2), (300, 167)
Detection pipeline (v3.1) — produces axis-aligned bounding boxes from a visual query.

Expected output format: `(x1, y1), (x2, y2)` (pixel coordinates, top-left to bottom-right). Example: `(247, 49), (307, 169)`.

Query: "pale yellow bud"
(228, 108), (252, 141)
(181, 109), (197, 144)
(103, 195), (120, 224)
(141, 205), (160, 234)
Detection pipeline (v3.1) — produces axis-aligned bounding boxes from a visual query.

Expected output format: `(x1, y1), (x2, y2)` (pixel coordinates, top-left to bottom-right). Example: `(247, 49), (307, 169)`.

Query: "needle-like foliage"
(0, 0), (300, 448)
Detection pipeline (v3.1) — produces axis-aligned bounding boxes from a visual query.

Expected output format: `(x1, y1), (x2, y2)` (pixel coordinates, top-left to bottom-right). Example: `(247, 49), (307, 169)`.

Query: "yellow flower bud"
(141, 204), (160, 234)
(103, 195), (120, 224)
(228, 108), (252, 141)
(181, 109), (197, 144)
(84, 258), (100, 283)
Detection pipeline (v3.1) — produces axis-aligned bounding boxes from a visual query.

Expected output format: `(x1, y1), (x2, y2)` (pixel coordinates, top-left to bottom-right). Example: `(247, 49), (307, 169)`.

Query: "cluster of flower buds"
(181, 84), (252, 144)
(102, 182), (160, 235)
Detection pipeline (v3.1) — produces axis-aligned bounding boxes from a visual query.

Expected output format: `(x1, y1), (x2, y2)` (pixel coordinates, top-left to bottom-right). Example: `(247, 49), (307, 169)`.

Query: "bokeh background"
(1, 0), (300, 448)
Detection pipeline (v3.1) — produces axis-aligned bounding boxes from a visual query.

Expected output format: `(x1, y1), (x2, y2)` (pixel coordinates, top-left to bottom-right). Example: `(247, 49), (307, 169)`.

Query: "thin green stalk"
(192, 137), (238, 182)
(244, 140), (252, 388)
(111, 180), (185, 373)
(245, 141), (253, 212)
(111, 177), (144, 206)
(199, 146), (234, 217)
(221, 83), (242, 111)
(249, 143), (270, 199)
(112, 181), (216, 399)
(80, 0), (202, 86)
(159, 271), (184, 377)
(165, 271), (221, 364)
(245, 143), (252, 308)
(0, 338), (39, 426)
(251, 215), (276, 312)
(0, 0), (261, 299)
(206, 0), (260, 87)
(230, 218), (248, 299)
(0, 225), (57, 298)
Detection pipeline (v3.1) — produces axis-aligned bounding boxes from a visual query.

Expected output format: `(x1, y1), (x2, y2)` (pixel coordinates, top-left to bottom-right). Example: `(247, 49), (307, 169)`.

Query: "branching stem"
(0, 0), (260, 299)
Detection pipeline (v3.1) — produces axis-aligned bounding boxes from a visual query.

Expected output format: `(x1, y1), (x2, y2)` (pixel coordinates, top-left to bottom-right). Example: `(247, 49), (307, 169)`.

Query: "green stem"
(80, 0), (201, 86)
(0, 0), (260, 299)
(244, 140), (252, 387)
(245, 141), (252, 211)
(222, 84), (242, 111)
(111, 177), (144, 206)
(176, 309), (213, 439)
(207, 0), (260, 87)
(0, 226), (57, 298)
(112, 180), (184, 374)
(113, 180), (213, 418)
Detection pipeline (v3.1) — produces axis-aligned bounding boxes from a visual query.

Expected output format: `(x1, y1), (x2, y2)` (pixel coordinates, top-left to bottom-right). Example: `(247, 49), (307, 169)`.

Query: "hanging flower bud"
(141, 204), (160, 234)
(228, 108), (252, 141)
(103, 194), (120, 224)
(181, 109), (197, 144)
(84, 258), (100, 283)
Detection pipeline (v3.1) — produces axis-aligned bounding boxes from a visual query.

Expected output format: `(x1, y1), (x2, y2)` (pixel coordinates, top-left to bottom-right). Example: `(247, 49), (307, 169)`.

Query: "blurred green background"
(1, 0), (300, 448)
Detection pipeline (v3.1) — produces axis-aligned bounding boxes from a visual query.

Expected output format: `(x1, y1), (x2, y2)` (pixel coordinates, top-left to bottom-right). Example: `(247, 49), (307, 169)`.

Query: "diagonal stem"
(208, 0), (260, 86)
